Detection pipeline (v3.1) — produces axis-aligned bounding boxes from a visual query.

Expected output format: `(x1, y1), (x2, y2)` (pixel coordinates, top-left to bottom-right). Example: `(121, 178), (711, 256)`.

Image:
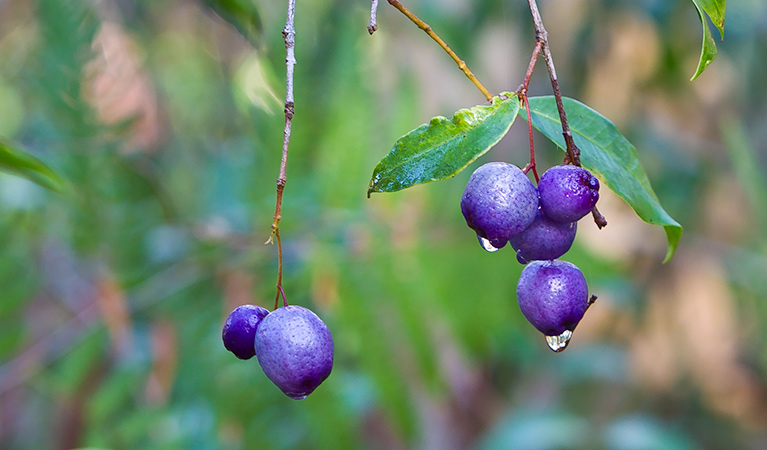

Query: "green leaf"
(522, 97), (682, 262)
(368, 93), (519, 195)
(690, 0), (725, 80)
(697, 0), (726, 38)
(0, 141), (67, 192)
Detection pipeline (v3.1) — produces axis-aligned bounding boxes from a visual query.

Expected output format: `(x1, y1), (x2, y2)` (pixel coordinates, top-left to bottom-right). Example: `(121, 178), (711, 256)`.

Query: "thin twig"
(267, 0), (296, 308)
(520, 95), (539, 182)
(386, 0), (493, 101)
(368, 0), (379, 34)
(518, 40), (542, 95)
(272, 229), (284, 309)
(526, 0), (580, 166)
(518, 41), (542, 183)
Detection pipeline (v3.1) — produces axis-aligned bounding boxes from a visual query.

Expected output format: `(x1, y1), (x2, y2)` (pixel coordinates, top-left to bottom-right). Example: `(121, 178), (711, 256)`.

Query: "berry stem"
(368, 0), (379, 34)
(384, 0), (493, 102)
(525, 0), (581, 166)
(272, 229), (286, 310)
(267, 0), (296, 309)
(517, 41), (542, 183)
(521, 94), (539, 182)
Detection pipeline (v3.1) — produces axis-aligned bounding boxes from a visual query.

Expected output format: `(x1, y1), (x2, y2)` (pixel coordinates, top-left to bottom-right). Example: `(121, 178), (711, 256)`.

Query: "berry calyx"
(460, 162), (539, 251)
(255, 305), (334, 399)
(538, 165), (599, 223)
(516, 260), (589, 351)
(222, 304), (270, 360)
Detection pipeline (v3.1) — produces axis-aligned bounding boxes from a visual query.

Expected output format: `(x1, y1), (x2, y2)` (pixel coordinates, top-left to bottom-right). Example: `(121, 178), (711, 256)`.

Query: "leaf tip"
(662, 224), (683, 263)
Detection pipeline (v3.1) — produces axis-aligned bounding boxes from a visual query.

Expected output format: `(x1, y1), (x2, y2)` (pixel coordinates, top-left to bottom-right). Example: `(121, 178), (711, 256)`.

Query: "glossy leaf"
(368, 93), (519, 195)
(0, 141), (67, 192)
(522, 96), (682, 262)
(697, 0), (726, 38)
(690, 0), (725, 80)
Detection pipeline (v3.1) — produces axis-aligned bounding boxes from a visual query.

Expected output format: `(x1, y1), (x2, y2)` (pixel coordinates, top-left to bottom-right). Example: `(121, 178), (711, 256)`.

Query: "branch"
(267, 0), (296, 308)
(386, 0), (493, 102)
(526, 0), (580, 166)
(524, 0), (605, 228)
(368, 0), (379, 34)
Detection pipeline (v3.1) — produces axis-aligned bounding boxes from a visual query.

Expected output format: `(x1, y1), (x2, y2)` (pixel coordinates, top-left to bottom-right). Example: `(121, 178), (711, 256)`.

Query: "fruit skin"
(538, 165), (599, 223)
(222, 304), (270, 360)
(255, 305), (334, 400)
(516, 260), (589, 336)
(510, 211), (577, 263)
(460, 162), (539, 249)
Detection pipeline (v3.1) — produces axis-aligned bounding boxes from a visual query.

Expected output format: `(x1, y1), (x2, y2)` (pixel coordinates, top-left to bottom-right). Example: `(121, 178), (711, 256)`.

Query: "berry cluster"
(461, 162), (599, 351)
(222, 304), (334, 399)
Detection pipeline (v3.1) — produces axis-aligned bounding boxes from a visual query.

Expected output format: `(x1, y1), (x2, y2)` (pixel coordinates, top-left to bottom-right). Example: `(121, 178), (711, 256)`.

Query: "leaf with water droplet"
(545, 330), (573, 352)
(368, 93), (519, 195)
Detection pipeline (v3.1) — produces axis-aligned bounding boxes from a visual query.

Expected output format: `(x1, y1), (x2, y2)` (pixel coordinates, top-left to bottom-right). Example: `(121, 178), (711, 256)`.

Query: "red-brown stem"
(518, 40), (542, 94)
(273, 229), (284, 309)
(521, 94), (539, 182)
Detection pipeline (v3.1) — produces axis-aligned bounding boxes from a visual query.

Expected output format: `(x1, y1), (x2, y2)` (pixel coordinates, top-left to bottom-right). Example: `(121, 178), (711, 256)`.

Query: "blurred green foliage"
(0, 0), (766, 449)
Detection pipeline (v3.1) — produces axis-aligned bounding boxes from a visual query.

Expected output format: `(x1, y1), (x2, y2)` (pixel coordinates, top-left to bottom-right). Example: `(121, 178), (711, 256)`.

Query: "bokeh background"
(1, 0), (766, 448)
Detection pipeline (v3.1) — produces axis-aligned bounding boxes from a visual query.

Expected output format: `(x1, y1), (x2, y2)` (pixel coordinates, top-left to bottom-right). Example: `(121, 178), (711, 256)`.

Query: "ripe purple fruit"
(516, 260), (589, 351)
(222, 304), (270, 360)
(255, 305), (334, 400)
(460, 162), (539, 251)
(538, 165), (600, 223)
(510, 211), (577, 263)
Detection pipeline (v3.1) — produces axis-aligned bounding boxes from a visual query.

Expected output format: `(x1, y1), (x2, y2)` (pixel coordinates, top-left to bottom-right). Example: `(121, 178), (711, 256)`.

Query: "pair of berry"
(222, 304), (334, 399)
(461, 162), (599, 351)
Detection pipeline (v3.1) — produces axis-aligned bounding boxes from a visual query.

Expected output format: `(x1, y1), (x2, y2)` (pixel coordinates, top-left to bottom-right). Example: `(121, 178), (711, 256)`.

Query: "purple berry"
(222, 304), (270, 360)
(510, 212), (577, 263)
(538, 165), (599, 223)
(516, 260), (589, 351)
(255, 305), (334, 400)
(461, 162), (539, 250)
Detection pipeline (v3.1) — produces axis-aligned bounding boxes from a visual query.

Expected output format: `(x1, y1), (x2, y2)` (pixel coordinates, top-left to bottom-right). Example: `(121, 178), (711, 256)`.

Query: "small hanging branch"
(266, 0), (296, 309)
(368, 0), (379, 34)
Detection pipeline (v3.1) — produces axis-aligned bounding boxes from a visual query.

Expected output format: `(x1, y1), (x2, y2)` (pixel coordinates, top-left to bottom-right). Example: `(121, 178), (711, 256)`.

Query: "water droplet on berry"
(545, 329), (572, 352)
(478, 236), (500, 252)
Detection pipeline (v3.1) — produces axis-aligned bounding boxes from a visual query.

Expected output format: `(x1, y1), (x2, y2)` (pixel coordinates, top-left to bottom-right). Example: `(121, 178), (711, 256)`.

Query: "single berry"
(538, 165), (599, 223)
(516, 260), (589, 351)
(222, 304), (270, 360)
(255, 305), (334, 400)
(510, 211), (577, 263)
(460, 162), (539, 251)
